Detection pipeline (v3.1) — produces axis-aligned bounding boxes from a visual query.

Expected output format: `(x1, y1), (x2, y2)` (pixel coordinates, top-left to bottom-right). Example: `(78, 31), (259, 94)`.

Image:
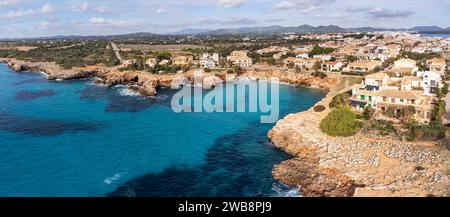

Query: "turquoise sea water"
(0, 63), (325, 196)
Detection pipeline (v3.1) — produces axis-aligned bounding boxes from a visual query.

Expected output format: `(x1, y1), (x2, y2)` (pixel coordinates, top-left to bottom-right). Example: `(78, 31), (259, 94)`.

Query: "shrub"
(309, 45), (335, 56)
(406, 122), (445, 141)
(384, 106), (397, 118)
(398, 106), (416, 123)
(364, 120), (397, 136)
(442, 83), (449, 95)
(320, 106), (358, 137)
(313, 105), (326, 112)
(362, 107), (375, 120)
(329, 91), (351, 108)
(314, 71), (327, 79)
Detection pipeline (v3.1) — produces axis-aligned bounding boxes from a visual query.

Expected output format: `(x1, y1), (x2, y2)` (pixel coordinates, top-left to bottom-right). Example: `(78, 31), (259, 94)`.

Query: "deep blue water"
(0, 63), (325, 197)
(420, 33), (450, 38)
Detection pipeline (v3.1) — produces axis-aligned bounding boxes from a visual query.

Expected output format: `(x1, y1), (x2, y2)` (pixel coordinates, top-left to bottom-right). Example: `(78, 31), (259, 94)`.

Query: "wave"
(118, 87), (141, 97)
(149, 94), (168, 100)
(104, 173), (123, 185)
(38, 71), (49, 78)
(271, 182), (301, 197)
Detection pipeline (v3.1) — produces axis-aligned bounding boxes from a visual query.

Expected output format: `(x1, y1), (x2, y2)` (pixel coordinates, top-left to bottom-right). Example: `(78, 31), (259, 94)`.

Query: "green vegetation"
(329, 91), (351, 108)
(401, 51), (441, 61)
(399, 106), (416, 123)
(309, 45), (335, 56)
(442, 83), (449, 95)
(362, 107), (375, 120)
(232, 65), (243, 75)
(346, 55), (357, 62)
(406, 100), (446, 141)
(0, 40), (119, 69)
(343, 33), (375, 39)
(363, 120), (397, 136)
(320, 106), (358, 137)
(311, 71), (327, 79)
(313, 105), (326, 112)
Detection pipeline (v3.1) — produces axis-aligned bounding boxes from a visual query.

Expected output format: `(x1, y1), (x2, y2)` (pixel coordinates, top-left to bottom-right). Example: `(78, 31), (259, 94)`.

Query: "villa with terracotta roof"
(344, 60), (382, 73)
(284, 57), (320, 70)
(350, 72), (435, 123)
(227, 50), (253, 68)
(321, 61), (343, 72)
(426, 58), (447, 75)
(172, 55), (194, 66)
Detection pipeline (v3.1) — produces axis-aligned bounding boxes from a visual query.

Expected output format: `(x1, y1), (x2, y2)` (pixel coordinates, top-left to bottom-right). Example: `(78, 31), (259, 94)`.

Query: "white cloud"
(40, 4), (56, 14)
(89, 17), (143, 27)
(198, 16), (257, 25)
(218, 0), (247, 8)
(273, 0), (334, 13)
(273, 1), (294, 10)
(3, 3), (55, 18)
(75, 2), (90, 12)
(0, 0), (21, 7)
(155, 8), (166, 14)
(368, 8), (415, 18)
(72, 2), (112, 13)
(95, 6), (112, 13)
(4, 9), (35, 18)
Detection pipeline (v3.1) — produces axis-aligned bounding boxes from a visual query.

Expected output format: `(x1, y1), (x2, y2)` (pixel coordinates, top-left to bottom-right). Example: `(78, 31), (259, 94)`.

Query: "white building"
(394, 58), (416, 68)
(416, 71), (444, 96)
(200, 53), (220, 69)
(296, 53), (309, 59)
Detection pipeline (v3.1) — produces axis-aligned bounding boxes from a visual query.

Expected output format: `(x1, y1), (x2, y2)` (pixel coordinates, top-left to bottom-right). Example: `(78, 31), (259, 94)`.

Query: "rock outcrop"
(1, 58), (97, 80)
(268, 90), (450, 197)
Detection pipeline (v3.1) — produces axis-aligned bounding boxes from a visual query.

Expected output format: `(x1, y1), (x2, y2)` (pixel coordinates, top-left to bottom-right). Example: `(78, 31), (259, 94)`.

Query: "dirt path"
(444, 81), (450, 125)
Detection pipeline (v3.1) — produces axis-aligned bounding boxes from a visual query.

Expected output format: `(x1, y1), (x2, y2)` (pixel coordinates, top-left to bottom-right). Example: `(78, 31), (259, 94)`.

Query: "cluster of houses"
(122, 50), (254, 69)
(350, 57), (447, 123)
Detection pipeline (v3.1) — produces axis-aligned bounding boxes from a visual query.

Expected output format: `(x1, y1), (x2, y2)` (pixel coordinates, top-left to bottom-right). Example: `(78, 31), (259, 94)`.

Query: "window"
(383, 96), (387, 102)
(391, 98), (395, 103)
(368, 96), (372, 101)
(360, 95), (365, 100)
(400, 99), (404, 103)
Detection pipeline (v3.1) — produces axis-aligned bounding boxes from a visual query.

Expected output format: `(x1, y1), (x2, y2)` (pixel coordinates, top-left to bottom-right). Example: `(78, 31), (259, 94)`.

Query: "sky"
(0, 0), (449, 38)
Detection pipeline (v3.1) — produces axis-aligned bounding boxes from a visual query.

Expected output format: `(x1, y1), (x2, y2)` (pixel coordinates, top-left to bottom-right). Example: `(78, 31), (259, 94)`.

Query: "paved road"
(110, 42), (123, 63)
(444, 81), (450, 125)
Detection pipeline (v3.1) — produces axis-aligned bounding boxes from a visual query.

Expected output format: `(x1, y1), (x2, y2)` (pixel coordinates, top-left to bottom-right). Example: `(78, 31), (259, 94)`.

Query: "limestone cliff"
(268, 90), (450, 197)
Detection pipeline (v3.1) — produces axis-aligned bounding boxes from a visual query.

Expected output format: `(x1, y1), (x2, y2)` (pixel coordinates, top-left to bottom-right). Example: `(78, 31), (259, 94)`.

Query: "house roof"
(378, 89), (422, 99)
(348, 60), (381, 68)
(365, 72), (388, 80)
(395, 58), (416, 64)
(351, 83), (364, 89)
(427, 58), (446, 65)
(390, 67), (415, 74)
(402, 76), (422, 81)
(322, 61), (338, 65)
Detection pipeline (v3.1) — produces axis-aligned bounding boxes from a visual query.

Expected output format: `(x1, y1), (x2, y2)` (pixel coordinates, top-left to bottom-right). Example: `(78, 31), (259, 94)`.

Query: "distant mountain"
(407, 26), (445, 32)
(348, 27), (399, 32)
(200, 25), (347, 35)
(3, 25), (450, 41)
(171, 28), (212, 35)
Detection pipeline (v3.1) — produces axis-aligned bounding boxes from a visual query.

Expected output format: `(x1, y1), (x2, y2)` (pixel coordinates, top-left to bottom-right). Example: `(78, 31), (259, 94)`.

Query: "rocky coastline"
(5, 57), (443, 197)
(268, 89), (450, 197)
(0, 58), (338, 96)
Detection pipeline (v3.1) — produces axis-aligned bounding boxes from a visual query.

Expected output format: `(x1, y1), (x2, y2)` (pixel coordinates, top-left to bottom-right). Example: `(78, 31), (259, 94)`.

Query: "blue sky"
(1, 0), (449, 38)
